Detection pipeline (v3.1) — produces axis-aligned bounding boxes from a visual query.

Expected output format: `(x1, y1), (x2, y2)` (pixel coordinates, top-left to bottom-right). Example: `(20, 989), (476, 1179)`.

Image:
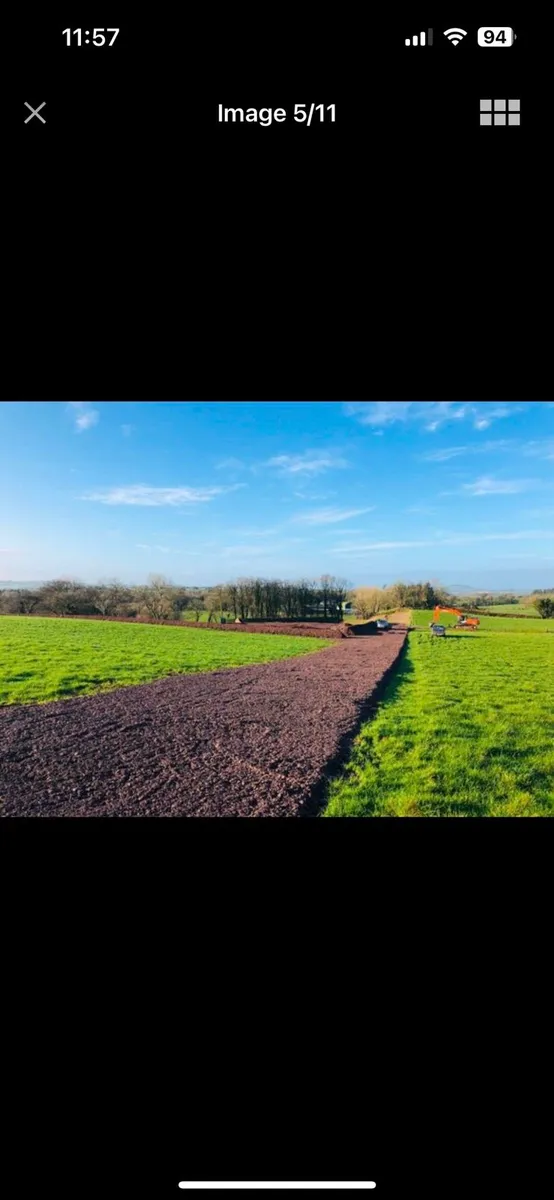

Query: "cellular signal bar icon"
(405, 29), (433, 46)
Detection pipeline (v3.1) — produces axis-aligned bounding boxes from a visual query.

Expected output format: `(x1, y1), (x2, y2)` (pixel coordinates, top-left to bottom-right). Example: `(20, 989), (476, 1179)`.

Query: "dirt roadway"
(0, 629), (408, 818)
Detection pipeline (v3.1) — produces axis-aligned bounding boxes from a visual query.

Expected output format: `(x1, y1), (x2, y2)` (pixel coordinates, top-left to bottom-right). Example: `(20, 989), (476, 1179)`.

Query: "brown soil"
(180, 620), (348, 637)
(5, 614), (373, 638)
(0, 628), (408, 818)
(179, 621), (379, 638)
(381, 610), (412, 626)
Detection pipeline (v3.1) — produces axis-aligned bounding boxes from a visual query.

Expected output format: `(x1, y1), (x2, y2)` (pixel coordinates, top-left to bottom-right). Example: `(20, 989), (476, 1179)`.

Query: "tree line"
(351, 581), (452, 618)
(3, 575), (550, 622)
(0, 574), (351, 623)
(454, 592), (521, 607)
(533, 597), (554, 618)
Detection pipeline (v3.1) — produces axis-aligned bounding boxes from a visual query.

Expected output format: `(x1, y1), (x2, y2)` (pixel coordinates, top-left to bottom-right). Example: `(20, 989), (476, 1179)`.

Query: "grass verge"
(0, 616), (334, 706)
(324, 618), (554, 817)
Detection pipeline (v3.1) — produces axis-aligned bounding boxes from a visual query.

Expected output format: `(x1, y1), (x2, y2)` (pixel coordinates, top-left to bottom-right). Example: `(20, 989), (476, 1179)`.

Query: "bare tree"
(1, 588), (43, 615)
(16, 589), (42, 615)
(206, 584), (230, 623)
(0, 589), (19, 615)
(41, 579), (90, 617)
(92, 579), (130, 617)
(169, 587), (191, 620)
(139, 575), (174, 622)
(535, 597), (554, 619)
(327, 576), (351, 620)
(226, 583), (239, 620)
(317, 575), (332, 620)
(187, 590), (205, 621)
(353, 587), (386, 619)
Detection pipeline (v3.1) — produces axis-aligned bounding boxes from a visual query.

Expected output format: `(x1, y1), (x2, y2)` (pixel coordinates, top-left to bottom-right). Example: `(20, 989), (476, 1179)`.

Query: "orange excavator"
(432, 606), (480, 630)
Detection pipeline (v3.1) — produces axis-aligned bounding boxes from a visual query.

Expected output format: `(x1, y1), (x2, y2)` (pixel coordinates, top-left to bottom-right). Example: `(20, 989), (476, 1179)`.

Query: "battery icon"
(478, 27), (516, 46)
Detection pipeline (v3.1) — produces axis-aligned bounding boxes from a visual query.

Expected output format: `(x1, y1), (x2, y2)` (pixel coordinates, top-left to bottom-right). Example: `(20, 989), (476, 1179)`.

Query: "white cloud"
(76, 411), (99, 431)
(419, 439), (519, 464)
(421, 447), (468, 462)
(231, 527), (281, 538)
(522, 439), (554, 460)
(332, 539), (432, 552)
(264, 450), (349, 476)
(481, 439), (517, 451)
(344, 401), (413, 426)
(220, 537), (306, 559)
(220, 545), (272, 559)
(292, 506), (376, 526)
(344, 400), (523, 432)
(345, 401), (471, 429)
(462, 476), (536, 496)
(136, 543), (171, 553)
(330, 529), (554, 554)
(82, 484), (245, 506)
(486, 406), (514, 419)
(215, 457), (245, 471)
(292, 490), (338, 501)
(331, 528), (369, 535)
(67, 401), (99, 432)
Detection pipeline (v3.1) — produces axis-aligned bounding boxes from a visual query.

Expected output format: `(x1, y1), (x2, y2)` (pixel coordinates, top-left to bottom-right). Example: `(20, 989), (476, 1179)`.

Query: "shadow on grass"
(427, 798), (493, 817)
(445, 632), (484, 640)
(480, 744), (553, 800)
(301, 638), (415, 817)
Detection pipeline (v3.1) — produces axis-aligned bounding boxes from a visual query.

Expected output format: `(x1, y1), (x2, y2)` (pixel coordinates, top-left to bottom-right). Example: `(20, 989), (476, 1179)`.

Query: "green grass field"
(411, 609), (554, 634)
(325, 609), (554, 818)
(477, 603), (543, 616)
(0, 617), (334, 706)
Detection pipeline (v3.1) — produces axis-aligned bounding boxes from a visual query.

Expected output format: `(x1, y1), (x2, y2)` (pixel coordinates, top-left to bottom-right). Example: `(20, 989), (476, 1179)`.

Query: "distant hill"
(444, 584), (519, 596)
(0, 581), (44, 590)
(0, 580), (210, 591)
(443, 584), (479, 595)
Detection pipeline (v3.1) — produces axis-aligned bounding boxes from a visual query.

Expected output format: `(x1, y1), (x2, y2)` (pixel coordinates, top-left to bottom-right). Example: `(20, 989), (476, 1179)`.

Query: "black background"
(2, 9), (552, 1199)
(4, 8), (552, 399)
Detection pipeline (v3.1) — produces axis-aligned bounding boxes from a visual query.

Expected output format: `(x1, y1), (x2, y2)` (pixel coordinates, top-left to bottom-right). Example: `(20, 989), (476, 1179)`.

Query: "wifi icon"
(443, 28), (467, 45)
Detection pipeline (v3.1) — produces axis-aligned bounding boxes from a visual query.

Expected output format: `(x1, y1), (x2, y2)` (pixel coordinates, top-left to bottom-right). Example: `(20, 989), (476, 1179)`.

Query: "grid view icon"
(480, 99), (520, 125)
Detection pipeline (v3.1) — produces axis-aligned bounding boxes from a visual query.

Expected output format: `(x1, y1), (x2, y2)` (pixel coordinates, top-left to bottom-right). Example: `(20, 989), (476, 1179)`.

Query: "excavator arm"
(432, 605), (480, 628)
(433, 606), (463, 622)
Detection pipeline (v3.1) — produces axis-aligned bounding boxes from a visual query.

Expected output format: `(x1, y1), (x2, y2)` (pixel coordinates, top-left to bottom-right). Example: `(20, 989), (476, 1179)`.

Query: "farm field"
(344, 610), (411, 625)
(325, 609), (554, 817)
(0, 616), (334, 706)
(0, 629), (408, 816)
(484, 603), (540, 615)
(411, 609), (554, 634)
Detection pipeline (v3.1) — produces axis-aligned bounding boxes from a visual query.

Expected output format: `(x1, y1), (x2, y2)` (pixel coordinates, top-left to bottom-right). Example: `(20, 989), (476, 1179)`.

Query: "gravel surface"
(179, 621), (360, 637)
(5, 614), (370, 637)
(0, 629), (407, 817)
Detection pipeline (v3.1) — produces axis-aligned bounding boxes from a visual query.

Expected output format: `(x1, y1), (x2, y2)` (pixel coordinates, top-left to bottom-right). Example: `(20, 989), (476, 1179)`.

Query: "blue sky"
(1, 400), (553, 589)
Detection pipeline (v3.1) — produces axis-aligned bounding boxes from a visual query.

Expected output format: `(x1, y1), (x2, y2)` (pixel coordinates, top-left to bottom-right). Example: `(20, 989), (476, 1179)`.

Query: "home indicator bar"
(178, 1187), (377, 1192)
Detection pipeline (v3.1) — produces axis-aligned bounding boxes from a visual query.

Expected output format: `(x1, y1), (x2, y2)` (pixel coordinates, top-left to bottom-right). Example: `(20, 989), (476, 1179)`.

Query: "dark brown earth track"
(0, 629), (408, 818)
(8, 614), (372, 637)
(179, 621), (363, 637)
